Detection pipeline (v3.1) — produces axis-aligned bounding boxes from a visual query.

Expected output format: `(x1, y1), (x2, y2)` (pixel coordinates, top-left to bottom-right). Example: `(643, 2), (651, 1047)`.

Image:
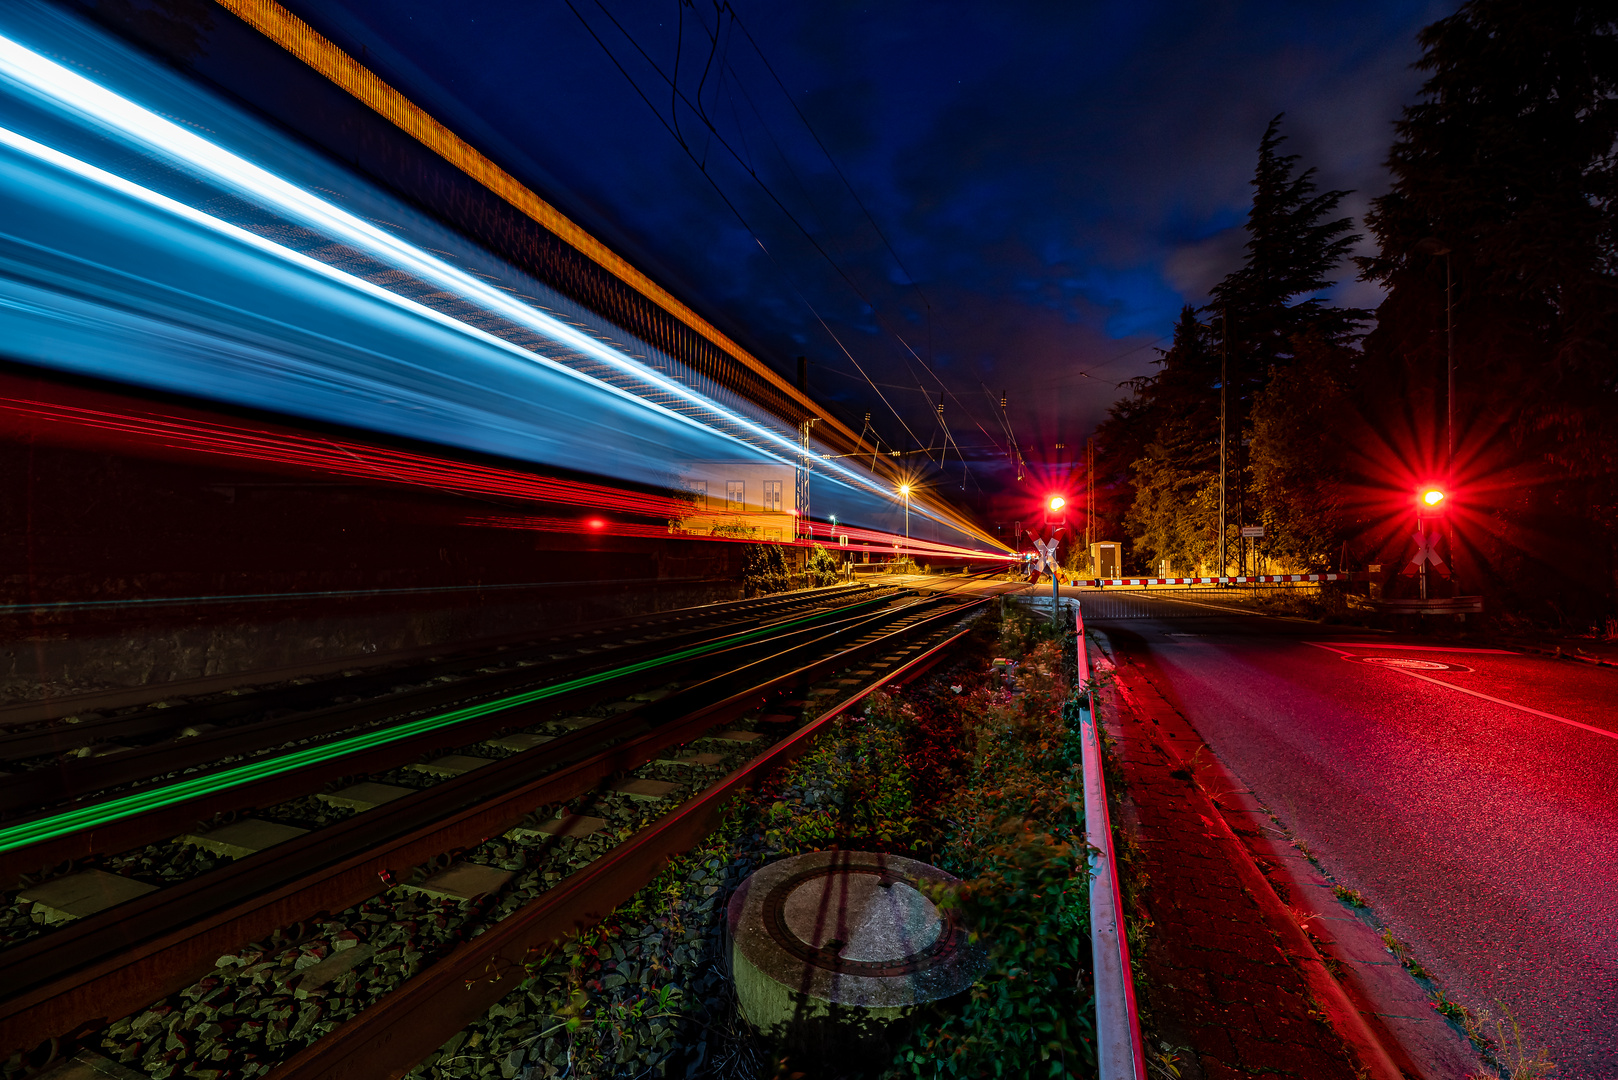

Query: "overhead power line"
(575, 0), (1005, 477)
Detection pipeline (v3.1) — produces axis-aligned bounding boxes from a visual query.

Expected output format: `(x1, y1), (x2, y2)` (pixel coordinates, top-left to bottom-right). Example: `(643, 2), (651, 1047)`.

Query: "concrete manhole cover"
(1358, 656), (1472, 672)
(780, 872), (943, 964)
(728, 850), (988, 1052)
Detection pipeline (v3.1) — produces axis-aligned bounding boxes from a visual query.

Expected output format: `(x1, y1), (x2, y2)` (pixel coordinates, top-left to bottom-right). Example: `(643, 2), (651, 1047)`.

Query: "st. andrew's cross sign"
(1400, 529), (1450, 578)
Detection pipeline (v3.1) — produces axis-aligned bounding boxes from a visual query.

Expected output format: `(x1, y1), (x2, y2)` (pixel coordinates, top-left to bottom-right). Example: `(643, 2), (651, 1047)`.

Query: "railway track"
(0, 583), (880, 786)
(0, 582), (1005, 1074)
(0, 585), (894, 879)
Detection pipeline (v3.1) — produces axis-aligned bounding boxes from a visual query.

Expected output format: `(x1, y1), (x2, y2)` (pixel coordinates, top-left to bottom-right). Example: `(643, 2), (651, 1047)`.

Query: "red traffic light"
(1420, 488), (1445, 509)
(1047, 495), (1066, 512)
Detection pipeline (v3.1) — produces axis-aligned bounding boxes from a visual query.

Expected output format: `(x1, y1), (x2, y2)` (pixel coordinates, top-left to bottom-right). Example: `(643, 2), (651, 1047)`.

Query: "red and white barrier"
(1071, 572), (1370, 587)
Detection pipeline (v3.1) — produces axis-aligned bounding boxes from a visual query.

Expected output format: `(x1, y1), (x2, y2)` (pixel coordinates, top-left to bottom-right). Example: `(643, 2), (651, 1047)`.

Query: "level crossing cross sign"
(1033, 537), (1059, 574)
(1401, 529), (1451, 578)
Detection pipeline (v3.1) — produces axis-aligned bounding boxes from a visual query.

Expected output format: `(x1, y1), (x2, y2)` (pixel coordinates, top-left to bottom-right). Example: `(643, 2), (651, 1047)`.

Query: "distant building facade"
(672, 461), (798, 541)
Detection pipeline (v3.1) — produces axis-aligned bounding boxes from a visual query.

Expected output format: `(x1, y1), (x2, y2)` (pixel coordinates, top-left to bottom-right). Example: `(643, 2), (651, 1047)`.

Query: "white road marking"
(1304, 642), (1355, 656)
(1303, 642), (1617, 741)
(1388, 669), (1618, 742)
(1302, 642), (1514, 654)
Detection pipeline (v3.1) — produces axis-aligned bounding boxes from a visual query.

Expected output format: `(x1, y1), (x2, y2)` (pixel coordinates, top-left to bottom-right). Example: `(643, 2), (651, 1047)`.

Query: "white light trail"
(0, 33), (977, 542)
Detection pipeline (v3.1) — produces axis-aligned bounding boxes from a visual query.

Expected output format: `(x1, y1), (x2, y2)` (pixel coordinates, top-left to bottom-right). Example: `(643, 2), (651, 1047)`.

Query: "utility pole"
(1086, 436), (1095, 565)
(1415, 237), (1457, 591)
(1444, 249), (1456, 592)
(1444, 254), (1454, 480)
(797, 417), (817, 543)
(1219, 309), (1228, 580)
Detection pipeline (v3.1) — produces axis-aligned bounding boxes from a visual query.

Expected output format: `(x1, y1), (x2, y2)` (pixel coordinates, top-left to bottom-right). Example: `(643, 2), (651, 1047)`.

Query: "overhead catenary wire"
(585, 0), (1007, 475)
(570, 0), (938, 467)
(723, 5), (1008, 463)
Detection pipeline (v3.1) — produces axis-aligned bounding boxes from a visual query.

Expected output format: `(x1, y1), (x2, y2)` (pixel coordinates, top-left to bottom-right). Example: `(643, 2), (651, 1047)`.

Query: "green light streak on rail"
(0, 600), (881, 854)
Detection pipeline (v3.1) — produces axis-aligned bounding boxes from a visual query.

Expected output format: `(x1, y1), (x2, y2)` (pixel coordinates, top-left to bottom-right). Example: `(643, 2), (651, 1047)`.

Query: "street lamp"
(897, 484), (911, 566)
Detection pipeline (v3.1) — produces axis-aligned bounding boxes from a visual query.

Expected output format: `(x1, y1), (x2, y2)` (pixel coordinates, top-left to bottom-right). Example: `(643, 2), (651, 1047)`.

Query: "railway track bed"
(2, 584), (1009, 1080)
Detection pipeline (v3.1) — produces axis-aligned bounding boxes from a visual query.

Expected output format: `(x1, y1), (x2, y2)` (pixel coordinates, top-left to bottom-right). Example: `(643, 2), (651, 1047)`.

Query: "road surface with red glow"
(1081, 594), (1618, 1080)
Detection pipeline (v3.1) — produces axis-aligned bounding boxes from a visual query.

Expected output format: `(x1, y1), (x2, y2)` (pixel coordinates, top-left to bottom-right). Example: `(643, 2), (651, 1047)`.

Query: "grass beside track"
(422, 604), (1100, 1079)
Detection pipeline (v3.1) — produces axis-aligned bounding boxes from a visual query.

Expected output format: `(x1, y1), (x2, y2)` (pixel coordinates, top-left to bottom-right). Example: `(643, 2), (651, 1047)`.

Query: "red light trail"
(1, 391), (1011, 562)
(0, 394), (684, 518)
(468, 514), (1016, 562)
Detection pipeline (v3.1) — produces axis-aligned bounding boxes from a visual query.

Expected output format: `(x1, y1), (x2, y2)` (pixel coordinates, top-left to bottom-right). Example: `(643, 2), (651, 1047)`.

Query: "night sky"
(286, 0), (1455, 504)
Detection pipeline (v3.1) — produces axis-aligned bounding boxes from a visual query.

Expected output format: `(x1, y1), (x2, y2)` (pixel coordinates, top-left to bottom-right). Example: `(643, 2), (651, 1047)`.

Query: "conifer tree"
(1109, 118), (1363, 575)
(1358, 0), (1618, 613)
(1206, 115), (1365, 568)
(1126, 307), (1222, 574)
(1211, 116), (1366, 373)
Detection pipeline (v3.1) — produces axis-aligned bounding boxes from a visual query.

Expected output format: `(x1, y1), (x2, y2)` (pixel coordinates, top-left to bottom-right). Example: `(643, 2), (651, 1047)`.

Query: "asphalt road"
(1079, 588), (1618, 1080)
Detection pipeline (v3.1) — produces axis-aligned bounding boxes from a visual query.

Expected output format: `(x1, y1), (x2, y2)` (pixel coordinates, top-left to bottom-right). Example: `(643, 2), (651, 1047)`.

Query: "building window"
(688, 479), (708, 507)
(763, 480), (782, 513)
(726, 481), (744, 511)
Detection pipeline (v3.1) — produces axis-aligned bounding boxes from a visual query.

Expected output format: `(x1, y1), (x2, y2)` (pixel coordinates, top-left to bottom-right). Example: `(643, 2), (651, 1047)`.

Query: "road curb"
(1494, 638), (1618, 669)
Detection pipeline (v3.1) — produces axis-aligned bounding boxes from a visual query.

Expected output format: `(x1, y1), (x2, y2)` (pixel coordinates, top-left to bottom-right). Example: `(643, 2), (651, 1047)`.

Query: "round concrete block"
(728, 850), (986, 1058)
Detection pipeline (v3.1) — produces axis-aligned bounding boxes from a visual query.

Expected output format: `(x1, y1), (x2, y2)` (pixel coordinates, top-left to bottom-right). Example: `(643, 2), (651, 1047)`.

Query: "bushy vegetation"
(891, 617), (1093, 1078)
(804, 543), (843, 588)
(733, 607), (1099, 1076)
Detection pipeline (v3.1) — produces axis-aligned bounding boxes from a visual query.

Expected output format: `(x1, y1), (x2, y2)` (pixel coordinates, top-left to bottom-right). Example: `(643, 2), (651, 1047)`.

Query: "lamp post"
(1415, 237), (1456, 587)
(1417, 487), (1445, 600)
(898, 484), (911, 568)
(1047, 495), (1067, 626)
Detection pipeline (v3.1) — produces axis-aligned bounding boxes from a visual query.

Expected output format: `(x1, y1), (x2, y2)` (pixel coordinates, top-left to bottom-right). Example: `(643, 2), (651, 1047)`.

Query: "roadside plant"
(1462, 1002), (1555, 1080)
(1331, 884), (1368, 908)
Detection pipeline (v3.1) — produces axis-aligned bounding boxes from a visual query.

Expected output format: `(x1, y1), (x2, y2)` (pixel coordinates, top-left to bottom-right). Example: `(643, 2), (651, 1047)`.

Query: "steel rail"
(0, 591), (904, 878)
(264, 602), (986, 1080)
(0, 593), (976, 1058)
(0, 576), (799, 732)
(0, 584), (875, 763)
(1071, 599), (1146, 1080)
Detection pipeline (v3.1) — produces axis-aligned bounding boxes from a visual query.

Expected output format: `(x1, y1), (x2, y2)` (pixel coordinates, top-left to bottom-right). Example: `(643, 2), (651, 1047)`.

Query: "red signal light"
(1048, 495), (1066, 512)
(1420, 488), (1445, 509)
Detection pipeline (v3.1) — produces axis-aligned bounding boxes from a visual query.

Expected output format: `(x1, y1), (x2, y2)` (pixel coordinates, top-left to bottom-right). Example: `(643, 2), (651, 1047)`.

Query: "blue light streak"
(0, 6), (994, 551)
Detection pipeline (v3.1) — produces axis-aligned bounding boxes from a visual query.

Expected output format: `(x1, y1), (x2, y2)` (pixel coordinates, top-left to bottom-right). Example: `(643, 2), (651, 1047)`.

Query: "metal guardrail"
(1070, 600), (1146, 1080)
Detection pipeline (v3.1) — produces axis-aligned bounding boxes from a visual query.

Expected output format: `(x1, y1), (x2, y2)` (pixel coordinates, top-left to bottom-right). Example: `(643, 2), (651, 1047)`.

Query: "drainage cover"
(1358, 656), (1472, 672)
(728, 850), (986, 1041)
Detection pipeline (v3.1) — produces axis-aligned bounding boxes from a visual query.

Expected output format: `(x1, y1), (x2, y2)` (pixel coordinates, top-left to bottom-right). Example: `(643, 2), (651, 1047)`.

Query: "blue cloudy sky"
(287, 0), (1455, 494)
